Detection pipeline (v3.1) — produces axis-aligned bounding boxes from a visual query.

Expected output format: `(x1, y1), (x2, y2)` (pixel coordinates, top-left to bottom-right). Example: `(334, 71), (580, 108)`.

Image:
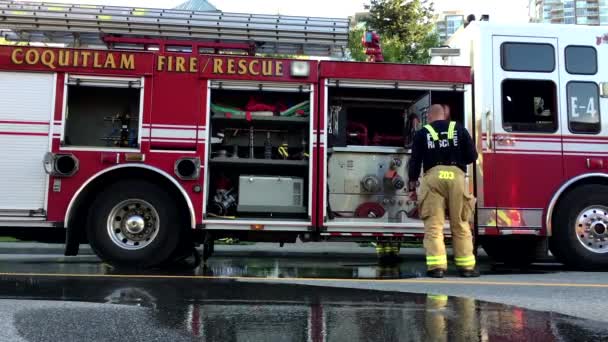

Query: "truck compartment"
(64, 85), (141, 148)
(205, 87), (311, 221)
(325, 86), (464, 224)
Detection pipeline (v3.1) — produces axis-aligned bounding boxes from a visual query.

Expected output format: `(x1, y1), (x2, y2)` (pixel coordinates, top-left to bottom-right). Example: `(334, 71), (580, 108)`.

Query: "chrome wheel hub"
(107, 199), (160, 250)
(125, 216), (145, 234)
(575, 206), (608, 254)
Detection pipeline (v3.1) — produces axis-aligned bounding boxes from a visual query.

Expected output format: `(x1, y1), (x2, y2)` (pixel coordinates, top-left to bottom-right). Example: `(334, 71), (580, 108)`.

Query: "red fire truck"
(0, 1), (606, 269)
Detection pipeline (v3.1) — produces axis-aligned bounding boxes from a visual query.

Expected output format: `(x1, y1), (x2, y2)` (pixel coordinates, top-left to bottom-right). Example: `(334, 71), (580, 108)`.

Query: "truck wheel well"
(550, 175), (608, 234)
(66, 167), (193, 247)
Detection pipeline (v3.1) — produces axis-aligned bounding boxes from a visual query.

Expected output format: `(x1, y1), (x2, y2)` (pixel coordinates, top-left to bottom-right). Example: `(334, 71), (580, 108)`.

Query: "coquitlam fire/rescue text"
(158, 56), (284, 76)
(10, 48), (136, 70)
(9, 48), (286, 76)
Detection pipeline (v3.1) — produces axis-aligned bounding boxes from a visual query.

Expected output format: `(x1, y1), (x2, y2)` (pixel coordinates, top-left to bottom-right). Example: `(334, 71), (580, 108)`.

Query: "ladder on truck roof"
(0, 0), (349, 57)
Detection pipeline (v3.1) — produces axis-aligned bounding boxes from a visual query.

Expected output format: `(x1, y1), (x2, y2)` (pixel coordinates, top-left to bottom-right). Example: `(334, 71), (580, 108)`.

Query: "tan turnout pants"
(418, 166), (476, 270)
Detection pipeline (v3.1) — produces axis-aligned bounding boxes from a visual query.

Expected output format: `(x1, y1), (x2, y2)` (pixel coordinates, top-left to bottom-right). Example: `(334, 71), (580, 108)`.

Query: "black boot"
(426, 269), (445, 278)
(458, 268), (480, 278)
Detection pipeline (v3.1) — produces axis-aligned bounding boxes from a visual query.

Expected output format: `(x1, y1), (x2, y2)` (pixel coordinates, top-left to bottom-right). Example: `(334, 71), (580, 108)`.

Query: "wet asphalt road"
(0, 253), (607, 341)
(0, 272), (606, 342)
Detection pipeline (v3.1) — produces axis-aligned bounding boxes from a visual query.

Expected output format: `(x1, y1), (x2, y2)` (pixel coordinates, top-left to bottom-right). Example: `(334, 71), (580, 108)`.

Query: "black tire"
(549, 184), (608, 270)
(481, 236), (539, 267)
(86, 179), (183, 268)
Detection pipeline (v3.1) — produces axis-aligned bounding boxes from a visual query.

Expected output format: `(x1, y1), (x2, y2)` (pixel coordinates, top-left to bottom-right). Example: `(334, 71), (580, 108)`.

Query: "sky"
(24, 0), (531, 22)
(433, 0), (530, 23)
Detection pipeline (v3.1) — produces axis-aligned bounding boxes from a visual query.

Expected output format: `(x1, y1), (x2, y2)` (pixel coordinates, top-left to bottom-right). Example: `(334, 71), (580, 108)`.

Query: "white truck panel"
(0, 72), (54, 211)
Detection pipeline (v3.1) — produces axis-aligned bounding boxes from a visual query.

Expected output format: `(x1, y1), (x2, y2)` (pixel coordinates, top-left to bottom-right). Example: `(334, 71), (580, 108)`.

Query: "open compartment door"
(202, 80), (315, 231)
(319, 77), (470, 236)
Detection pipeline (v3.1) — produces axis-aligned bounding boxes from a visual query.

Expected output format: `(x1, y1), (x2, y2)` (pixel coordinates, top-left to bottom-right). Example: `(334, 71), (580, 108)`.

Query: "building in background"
(529, 0), (608, 25)
(173, 0), (217, 11)
(349, 11), (370, 29)
(435, 10), (465, 42)
(349, 9), (464, 43)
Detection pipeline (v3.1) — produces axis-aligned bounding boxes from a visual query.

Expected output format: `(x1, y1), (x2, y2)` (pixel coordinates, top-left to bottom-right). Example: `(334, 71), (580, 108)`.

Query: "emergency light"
(430, 47), (461, 58)
(290, 61), (310, 77)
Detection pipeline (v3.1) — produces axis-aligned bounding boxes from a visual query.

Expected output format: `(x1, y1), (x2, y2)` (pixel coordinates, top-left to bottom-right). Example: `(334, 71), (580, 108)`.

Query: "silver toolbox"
(237, 175), (306, 213)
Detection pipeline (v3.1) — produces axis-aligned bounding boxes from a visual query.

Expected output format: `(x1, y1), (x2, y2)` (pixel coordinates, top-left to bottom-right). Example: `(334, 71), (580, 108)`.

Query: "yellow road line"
(0, 272), (607, 288)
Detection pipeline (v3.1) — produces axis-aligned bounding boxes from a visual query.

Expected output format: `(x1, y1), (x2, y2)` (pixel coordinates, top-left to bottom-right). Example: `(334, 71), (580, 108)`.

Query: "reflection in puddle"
(5, 278), (605, 342)
(1, 255), (429, 279)
(199, 258), (420, 279)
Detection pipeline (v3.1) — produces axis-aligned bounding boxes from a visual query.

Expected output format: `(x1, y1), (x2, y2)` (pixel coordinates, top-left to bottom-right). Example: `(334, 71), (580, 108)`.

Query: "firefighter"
(442, 104), (451, 121)
(408, 104), (479, 278)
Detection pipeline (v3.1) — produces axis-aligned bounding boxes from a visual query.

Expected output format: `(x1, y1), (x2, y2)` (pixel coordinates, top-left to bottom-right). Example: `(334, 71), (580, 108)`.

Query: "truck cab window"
(501, 43), (555, 72)
(567, 82), (601, 134)
(502, 79), (558, 133)
(565, 46), (597, 75)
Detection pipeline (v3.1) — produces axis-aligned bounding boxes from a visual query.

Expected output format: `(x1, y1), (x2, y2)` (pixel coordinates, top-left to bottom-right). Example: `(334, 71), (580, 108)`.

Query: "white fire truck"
(0, 0), (606, 269)
(431, 19), (608, 269)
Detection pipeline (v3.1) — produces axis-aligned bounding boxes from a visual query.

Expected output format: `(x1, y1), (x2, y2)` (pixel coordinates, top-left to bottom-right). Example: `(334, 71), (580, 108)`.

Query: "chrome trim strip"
(308, 84), (314, 218)
(322, 80), (328, 220)
(0, 221), (57, 228)
(546, 173), (608, 236)
(202, 80), (211, 217)
(204, 224), (309, 232)
(325, 226), (448, 233)
(0, 209), (46, 217)
(65, 164), (197, 229)
(202, 219), (309, 226)
(328, 146), (408, 154)
(478, 225), (542, 229)
(43, 72), (58, 213)
(499, 229), (541, 236)
(326, 79), (467, 91)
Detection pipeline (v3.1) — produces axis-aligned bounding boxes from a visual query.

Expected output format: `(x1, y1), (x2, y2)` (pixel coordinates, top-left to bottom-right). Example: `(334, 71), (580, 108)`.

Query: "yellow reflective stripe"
(424, 124), (439, 141)
(455, 256), (476, 266)
(133, 9), (146, 15)
(98, 15), (112, 20)
(497, 210), (512, 225)
(448, 121), (456, 140)
(454, 256), (475, 262)
(428, 294), (448, 301)
(426, 255), (447, 265)
(11, 11), (27, 15)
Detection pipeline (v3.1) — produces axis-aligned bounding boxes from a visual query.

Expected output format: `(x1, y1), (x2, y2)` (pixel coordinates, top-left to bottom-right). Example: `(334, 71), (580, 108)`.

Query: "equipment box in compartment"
(237, 175), (305, 214)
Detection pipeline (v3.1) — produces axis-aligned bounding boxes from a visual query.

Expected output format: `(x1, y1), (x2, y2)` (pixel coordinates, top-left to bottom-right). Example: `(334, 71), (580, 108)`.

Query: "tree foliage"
(348, 0), (440, 64)
(347, 27), (368, 61)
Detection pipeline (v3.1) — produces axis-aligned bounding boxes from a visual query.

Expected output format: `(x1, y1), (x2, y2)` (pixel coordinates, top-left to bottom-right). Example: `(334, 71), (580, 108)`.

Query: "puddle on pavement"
(0, 254), (564, 280)
(0, 275), (605, 342)
(2, 255), (423, 279)
(198, 257), (423, 279)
